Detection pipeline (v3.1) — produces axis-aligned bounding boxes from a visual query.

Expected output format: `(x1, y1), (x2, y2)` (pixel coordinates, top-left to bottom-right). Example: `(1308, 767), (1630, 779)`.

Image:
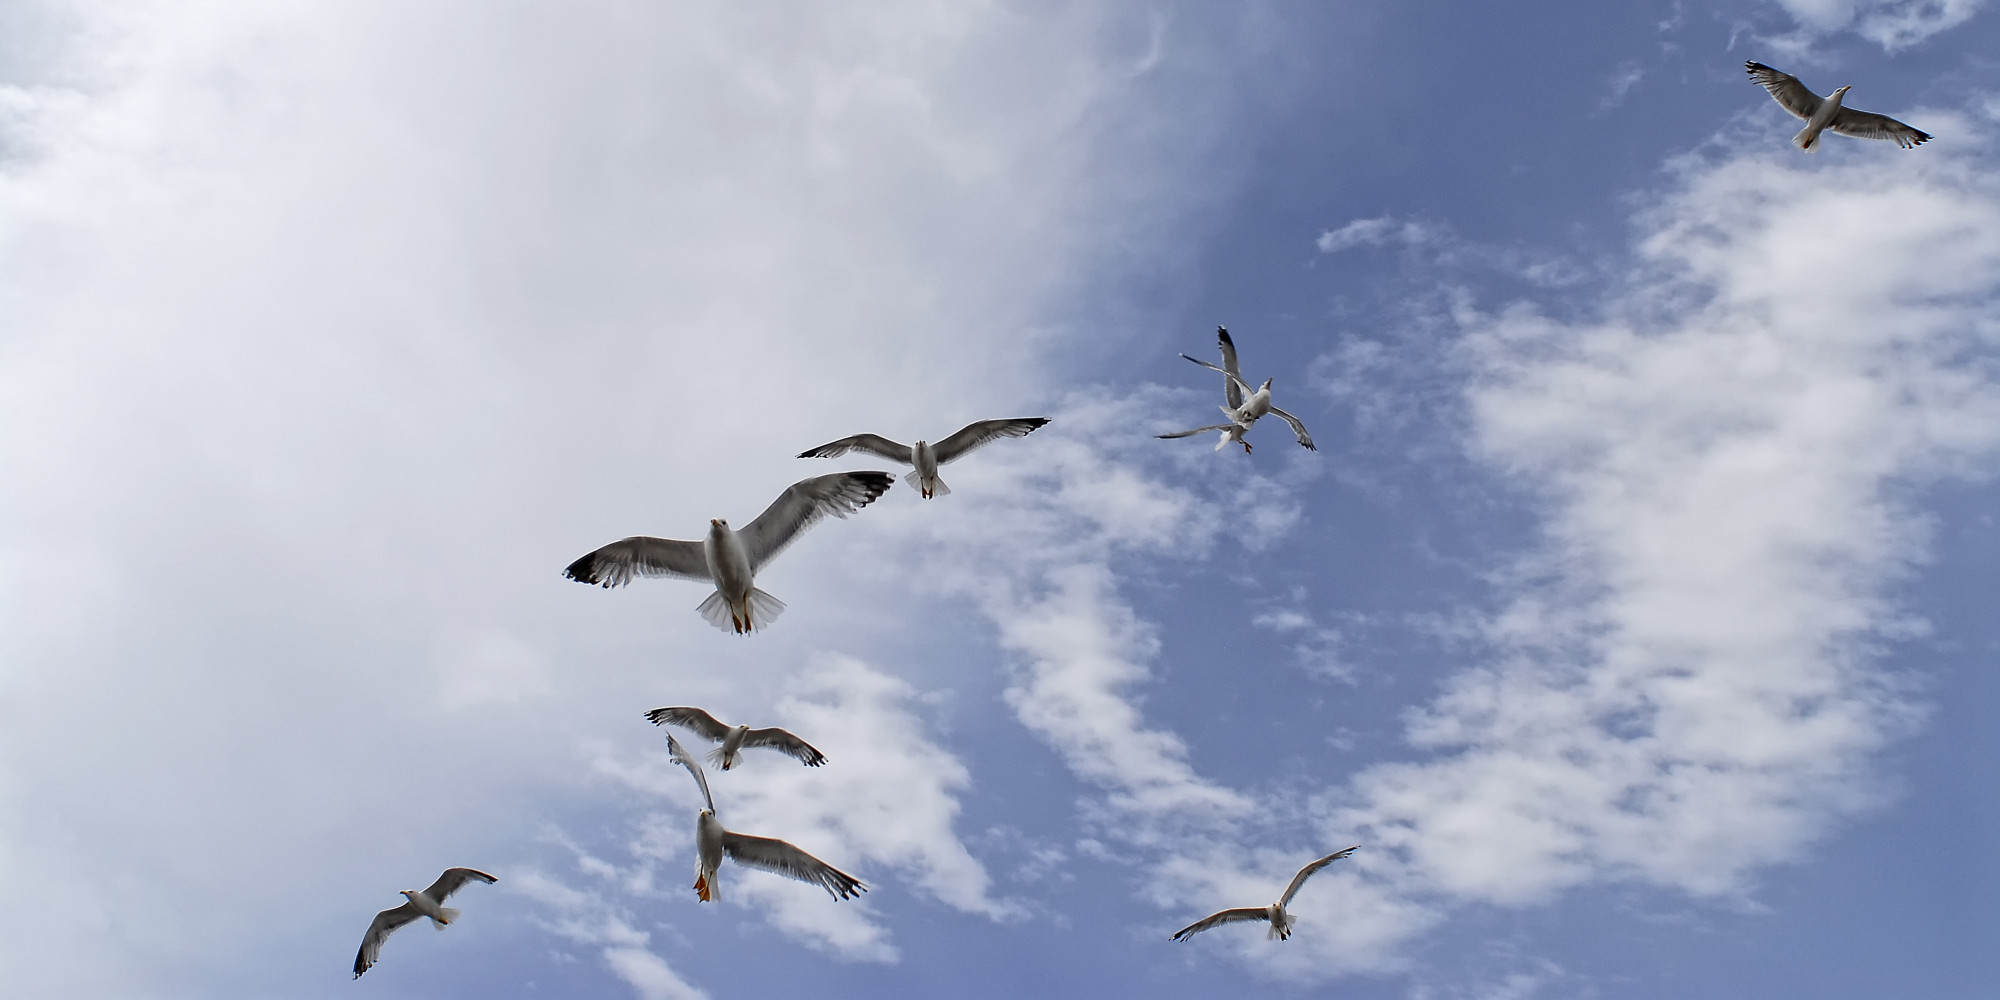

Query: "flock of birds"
(350, 62), (1931, 978)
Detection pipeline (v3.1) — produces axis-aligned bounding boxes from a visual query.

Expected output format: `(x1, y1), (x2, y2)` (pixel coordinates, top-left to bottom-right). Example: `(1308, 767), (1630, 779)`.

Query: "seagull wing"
(667, 734), (715, 812)
(353, 902), (422, 978)
(645, 706), (733, 742)
(738, 471), (894, 571)
(564, 536), (708, 587)
(931, 417), (1051, 464)
(1180, 354), (1258, 402)
(721, 830), (867, 899)
(1745, 61), (1822, 121)
(1170, 907), (1269, 942)
(740, 727), (827, 767)
(421, 867), (498, 903)
(1157, 423), (1241, 440)
(795, 433), (913, 463)
(1267, 405), (1317, 451)
(1216, 327), (1245, 410)
(1828, 107), (1931, 147)
(1278, 846), (1358, 907)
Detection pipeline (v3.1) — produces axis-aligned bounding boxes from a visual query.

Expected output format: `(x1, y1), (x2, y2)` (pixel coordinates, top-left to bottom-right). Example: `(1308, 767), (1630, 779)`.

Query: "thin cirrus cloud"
(1765, 0), (1987, 49)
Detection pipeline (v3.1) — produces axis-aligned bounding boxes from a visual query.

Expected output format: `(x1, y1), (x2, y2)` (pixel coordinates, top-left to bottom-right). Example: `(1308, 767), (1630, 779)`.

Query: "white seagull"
(1170, 846), (1358, 942)
(353, 867), (498, 978)
(666, 734), (865, 903)
(564, 471), (894, 634)
(797, 417), (1050, 498)
(1746, 61), (1931, 151)
(647, 706), (827, 770)
(1161, 327), (1315, 453)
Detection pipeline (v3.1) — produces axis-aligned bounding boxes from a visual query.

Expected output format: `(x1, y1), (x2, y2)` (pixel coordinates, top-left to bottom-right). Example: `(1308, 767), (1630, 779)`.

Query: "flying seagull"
(353, 867), (498, 978)
(668, 733), (865, 902)
(564, 471), (893, 633)
(1745, 61), (1931, 151)
(1170, 846), (1358, 942)
(797, 417), (1050, 498)
(1162, 327), (1315, 453)
(647, 706), (827, 770)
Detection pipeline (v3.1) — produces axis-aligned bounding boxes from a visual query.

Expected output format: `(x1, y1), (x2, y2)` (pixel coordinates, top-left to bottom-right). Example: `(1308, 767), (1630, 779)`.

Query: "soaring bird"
(667, 734), (864, 902)
(1170, 846), (1357, 942)
(1161, 327), (1314, 453)
(1745, 61), (1931, 151)
(564, 471), (893, 634)
(647, 706), (827, 770)
(797, 417), (1050, 498)
(353, 867), (498, 978)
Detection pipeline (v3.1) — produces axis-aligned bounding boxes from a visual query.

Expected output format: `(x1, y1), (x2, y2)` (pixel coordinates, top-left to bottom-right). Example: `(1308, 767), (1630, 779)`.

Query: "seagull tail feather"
(1268, 913), (1294, 941)
(745, 587), (786, 630)
(434, 907), (460, 928)
(1793, 126), (1821, 152)
(696, 590), (736, 631)
(902, 470), (951, 498)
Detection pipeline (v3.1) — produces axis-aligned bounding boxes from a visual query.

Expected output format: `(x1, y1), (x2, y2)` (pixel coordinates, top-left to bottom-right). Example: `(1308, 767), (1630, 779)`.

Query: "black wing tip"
(1745, 59), (1773, 73)
(562, 556), (602, 585)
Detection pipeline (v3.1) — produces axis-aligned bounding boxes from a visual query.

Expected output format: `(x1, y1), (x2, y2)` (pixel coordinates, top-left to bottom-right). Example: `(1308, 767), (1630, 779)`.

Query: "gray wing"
(422, 867), (498, 903)
(1267, 405), (1317, 451)
(738, 472), (894, 570)
(354, 902), (422, 978)
(564, 536), (707, 587)
(1745, 61), (1821, 121)
(721, 831), (867, 899)
(740, 727), (827, 767)
(1179, 353), (1257, 403)
(1216, 326), (1244, 410)
(645, 706), (733, 742)
(795, 433), (913, 464)
(667, 734), (715, 812)
(1157, 423), (1241, 440)
(1278, 846), (1358, 907)
(931, 417), (1051, 464)
(1828, 107), (1931, 147)
(1170, 907), (1268, 942)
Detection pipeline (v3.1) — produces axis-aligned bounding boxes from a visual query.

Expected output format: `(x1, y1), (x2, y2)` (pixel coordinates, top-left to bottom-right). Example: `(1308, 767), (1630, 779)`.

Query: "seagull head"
(398, 889), (418, 902)
(1260, 377), (1274, 391)
(710, 518), (729, 529)
(1834, 85), (1852, 98)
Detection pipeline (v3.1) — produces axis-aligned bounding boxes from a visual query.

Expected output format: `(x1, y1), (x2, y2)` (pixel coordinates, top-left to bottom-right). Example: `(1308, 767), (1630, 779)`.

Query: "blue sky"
(2, 2), (1997, 998)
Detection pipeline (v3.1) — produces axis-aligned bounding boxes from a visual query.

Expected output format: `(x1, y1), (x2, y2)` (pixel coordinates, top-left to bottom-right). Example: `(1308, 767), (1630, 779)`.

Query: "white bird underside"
(1169, 846), (1357, 943)
(1745, 61), (1931, 150)
(563, 471), (893, 632)
(647, 706), (828, 769)
(353, 867), (497, 978)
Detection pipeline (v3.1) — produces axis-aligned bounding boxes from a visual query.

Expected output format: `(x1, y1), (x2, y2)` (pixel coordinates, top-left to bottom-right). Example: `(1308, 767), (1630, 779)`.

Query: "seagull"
(797, 417), (1050, 498)
(647, 706), (827, 770)
(564, 471), (894, 633)
(1170, 846), (1357, 942)
(1162, 327), (1315, 453)
(353, 868), (498, 978)
(668, 734), (865, 902)
(1745, 61), (1931, 151)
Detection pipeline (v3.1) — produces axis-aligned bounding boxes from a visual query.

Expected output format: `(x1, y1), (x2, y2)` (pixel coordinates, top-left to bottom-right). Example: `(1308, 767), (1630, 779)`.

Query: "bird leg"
(694, 873), (712, 901)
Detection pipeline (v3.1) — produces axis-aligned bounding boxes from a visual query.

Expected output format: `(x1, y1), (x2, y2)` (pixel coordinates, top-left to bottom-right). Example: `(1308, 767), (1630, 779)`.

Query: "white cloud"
(1296, 126), (2000, 971)
(1767, 0), (1986, 49)
(0, 3), (1255, 995)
